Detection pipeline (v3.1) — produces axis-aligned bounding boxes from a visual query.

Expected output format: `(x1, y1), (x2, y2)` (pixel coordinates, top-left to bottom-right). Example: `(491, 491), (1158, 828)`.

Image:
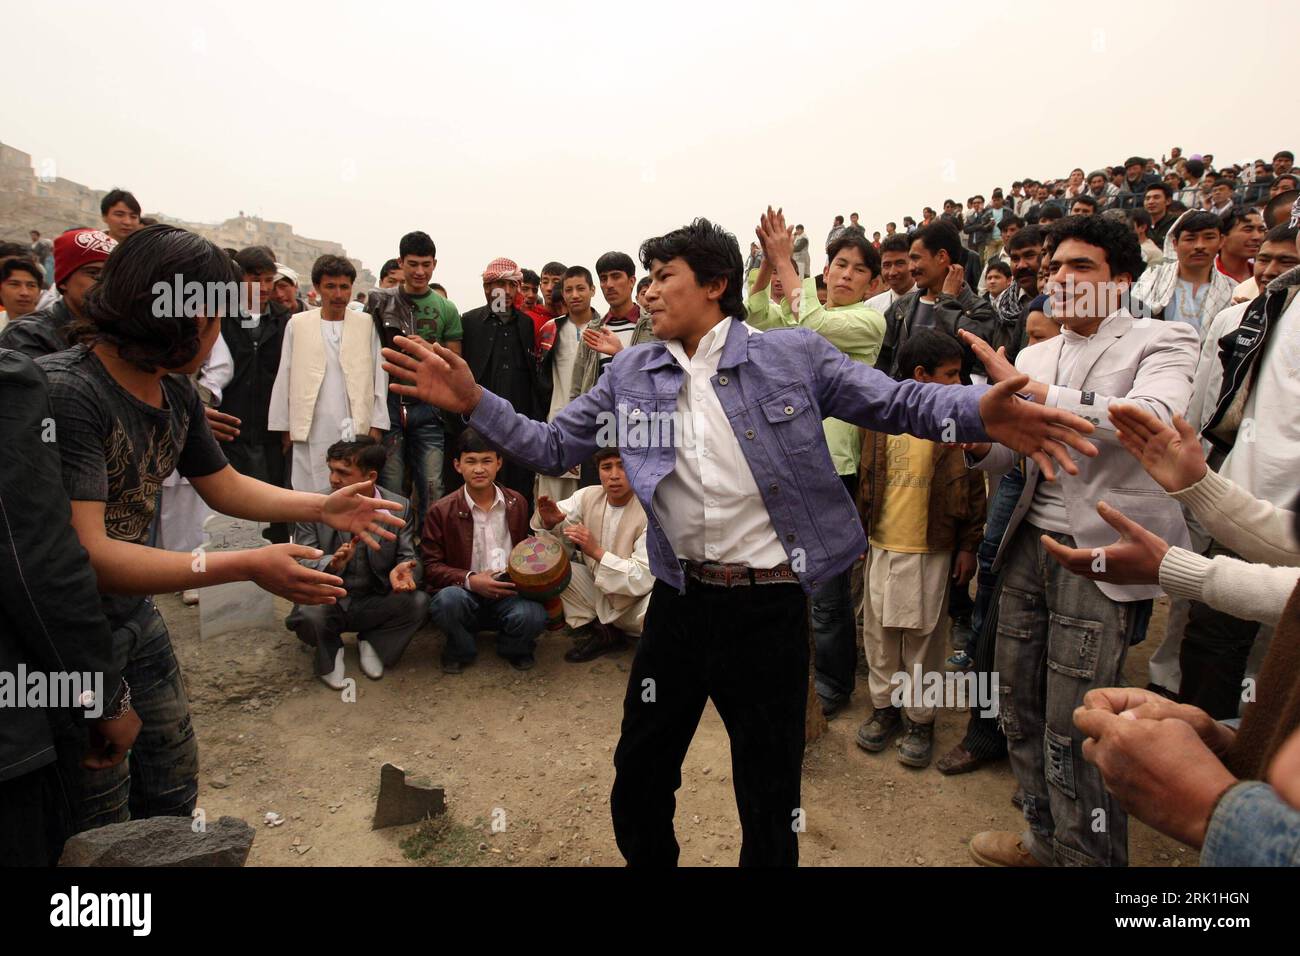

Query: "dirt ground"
(166, 591), (1196, 867)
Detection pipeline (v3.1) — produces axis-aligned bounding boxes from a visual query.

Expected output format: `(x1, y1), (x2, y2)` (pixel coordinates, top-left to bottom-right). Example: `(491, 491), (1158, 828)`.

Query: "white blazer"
(976, 310), (1200, 601)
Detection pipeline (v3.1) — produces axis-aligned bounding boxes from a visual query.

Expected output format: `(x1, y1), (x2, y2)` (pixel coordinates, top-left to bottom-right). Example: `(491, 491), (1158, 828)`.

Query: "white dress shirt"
(465, 484), (511, 585)
(652, 317), (787, 567)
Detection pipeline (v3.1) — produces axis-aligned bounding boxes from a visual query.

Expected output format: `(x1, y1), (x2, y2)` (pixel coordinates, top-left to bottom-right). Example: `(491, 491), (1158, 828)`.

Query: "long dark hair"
(75, 224), (237, 373)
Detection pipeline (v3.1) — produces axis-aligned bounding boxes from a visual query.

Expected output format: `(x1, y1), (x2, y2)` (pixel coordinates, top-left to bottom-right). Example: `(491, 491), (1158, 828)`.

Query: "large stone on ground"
(198, 515), (276, 638)
(58, 815), (255, 867)
(372, 762), (446, 830)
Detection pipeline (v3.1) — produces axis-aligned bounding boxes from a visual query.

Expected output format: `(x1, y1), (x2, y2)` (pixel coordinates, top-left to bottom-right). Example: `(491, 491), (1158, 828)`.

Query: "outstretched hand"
(978, 375), (1097, 480)
(321, 480), (405, 549)
(1041, 500), (1170, 585)
(382, 335), (482, 415)
(1109, 405), (1207, 493)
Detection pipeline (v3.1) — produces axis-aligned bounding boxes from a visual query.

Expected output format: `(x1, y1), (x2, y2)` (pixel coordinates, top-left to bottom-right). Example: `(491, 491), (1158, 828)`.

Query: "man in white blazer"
(957, 215), (1199, 868)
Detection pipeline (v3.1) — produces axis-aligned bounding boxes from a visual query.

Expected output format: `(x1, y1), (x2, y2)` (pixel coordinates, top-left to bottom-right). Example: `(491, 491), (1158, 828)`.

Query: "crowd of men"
(1, 143), (1298, 869)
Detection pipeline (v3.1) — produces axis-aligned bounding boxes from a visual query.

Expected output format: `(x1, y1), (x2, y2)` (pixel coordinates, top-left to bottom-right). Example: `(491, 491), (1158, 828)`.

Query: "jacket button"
(744, 429), (755, 439)
(786, 533), (796, 542)
(769, 483), (778, 492)
(718, 375), (729, 385)
(784, 405), (795, 415)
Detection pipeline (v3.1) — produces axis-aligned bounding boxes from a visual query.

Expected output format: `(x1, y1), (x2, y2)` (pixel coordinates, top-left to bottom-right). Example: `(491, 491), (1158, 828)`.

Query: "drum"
(507, 536), (572, 631)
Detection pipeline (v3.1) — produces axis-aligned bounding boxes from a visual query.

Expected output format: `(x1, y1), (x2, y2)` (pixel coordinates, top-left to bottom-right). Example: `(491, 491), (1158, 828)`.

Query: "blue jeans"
(428, 588), (546, 662)
(383, 403), (445, 511)
(62, 600), (199, 832)
(969, 470), (1024, 654)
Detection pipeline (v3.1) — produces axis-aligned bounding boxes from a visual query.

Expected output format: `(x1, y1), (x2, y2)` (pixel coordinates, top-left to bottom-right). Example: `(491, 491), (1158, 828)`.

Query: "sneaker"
(969, 830), (1045, 867)
(358, 640), (384, 680)
(509, 653), (536, 672)
(440, 657), (464, 675)
(946, 650), (973, 670)
(563, 623), (626, 663)
(897, 719), (934, 768)
(950, 616), (974, 651)
(855, 706), (903, 752)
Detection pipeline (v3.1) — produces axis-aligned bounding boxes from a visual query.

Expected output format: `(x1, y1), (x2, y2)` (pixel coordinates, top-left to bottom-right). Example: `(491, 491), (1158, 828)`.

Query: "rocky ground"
(165, 592), (1195, 867)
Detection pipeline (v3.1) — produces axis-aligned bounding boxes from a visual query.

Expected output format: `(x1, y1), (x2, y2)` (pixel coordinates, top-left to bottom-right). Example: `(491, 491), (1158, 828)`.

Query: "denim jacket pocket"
(757, 385), (819, 456)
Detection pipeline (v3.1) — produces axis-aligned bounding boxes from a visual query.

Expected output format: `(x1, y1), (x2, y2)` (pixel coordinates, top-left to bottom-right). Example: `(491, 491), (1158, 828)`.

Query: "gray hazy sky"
(7, 0), (1295, 307)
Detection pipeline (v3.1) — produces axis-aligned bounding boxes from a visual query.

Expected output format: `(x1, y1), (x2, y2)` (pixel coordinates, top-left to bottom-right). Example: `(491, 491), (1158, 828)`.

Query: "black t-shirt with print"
(37, 345), (229, 626)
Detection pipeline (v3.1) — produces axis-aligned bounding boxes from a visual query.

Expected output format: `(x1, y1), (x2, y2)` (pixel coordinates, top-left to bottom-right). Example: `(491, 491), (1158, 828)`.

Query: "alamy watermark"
(0, 666), (105, 718)
(889, 665), (999, 718)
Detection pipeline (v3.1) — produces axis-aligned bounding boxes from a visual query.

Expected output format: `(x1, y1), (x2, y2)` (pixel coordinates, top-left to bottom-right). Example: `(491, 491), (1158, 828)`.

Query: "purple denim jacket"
(469, 319), (990, 595)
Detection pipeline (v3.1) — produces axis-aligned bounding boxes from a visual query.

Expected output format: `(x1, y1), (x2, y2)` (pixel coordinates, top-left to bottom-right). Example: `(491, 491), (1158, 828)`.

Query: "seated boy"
(422, 428), (546, 672)
(531, 447), (652, 663)
(286, 437), (427, 687)
(854, 330), (986, 768)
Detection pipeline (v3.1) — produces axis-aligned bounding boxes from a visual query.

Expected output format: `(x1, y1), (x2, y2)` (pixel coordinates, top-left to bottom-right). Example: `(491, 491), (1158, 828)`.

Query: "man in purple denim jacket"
(384, 217), (1096, 867)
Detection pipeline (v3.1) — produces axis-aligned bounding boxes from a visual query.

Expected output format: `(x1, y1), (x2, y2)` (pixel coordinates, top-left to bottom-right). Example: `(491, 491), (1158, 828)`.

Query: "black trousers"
(610, 577), (809, 867)
(1179, 545), (1261, 719)
(223, 438), (291, 543)
(0, 762), (72, 866)
(812, 474), (858, 704)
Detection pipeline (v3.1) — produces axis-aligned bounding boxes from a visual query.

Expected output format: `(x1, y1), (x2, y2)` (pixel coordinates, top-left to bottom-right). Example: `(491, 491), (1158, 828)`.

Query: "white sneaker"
(319, 648), (347, 690)
(358, 640), (384, 680)
(182, 589), (200, 606)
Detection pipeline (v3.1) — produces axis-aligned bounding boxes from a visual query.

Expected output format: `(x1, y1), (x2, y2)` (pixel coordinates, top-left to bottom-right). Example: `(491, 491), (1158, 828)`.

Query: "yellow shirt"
(870, 433), (936, 553)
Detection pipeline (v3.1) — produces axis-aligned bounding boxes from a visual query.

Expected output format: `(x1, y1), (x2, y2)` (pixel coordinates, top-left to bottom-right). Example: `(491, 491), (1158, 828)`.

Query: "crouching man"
(533, 448), (653, 662)
(287, 437), (428, 688)
(422, 429), (546, 672)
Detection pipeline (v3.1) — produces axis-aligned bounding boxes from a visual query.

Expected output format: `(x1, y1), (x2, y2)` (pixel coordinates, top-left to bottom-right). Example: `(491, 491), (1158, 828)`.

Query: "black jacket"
(0, 299), (77, 359)
(219, 304), (289, 444)
(459, 304), (549, 420)
(0, 350), (124, 782)
(876, 283), (998, 380)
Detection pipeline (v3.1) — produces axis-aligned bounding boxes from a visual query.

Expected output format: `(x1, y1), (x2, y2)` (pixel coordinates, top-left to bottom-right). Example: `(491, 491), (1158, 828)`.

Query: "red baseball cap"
(53, 228), (117, 286)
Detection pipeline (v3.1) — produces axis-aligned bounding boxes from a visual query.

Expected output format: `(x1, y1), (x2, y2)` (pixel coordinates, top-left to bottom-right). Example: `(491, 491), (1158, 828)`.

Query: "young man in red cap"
(0, 228), (117, 358)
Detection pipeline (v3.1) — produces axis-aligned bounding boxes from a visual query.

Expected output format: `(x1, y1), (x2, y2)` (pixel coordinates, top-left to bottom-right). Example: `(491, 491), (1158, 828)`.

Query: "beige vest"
(575, 486), (648, 613)
(288, 309), (375, 442)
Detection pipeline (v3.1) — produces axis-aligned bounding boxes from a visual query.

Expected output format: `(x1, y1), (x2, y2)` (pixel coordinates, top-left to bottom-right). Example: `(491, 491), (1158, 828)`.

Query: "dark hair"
(833, 215), (844, 225)
(593, 446), (622, 465)
(1038, 205), (1065, 223)
(1145, 182), (1173, 200)
(1124, 156), (1146, 170)
(1047, 214), (1144, 281)
(1265, 224), (1299, 245)
(562, 265), (594, 288)
(77, 224), (237, 373)
(1129, 207), (1153, 229)
(814, 275), (826, 290)
(326, 436), (387, 475)
(520, 268), (540, 287)
(311, 254), (356, 286)
(893, 329), (963, 381)
(1071, 194), (1099, 211)
(431, 283), (447, 297)
(595, 251), (636, 278)
(1275, 150), (1295, 163)
(909, 221), (963, 263)
(1005, 225), (1043, 253)
(399, 231), (436, 259)
(999, 214), (1024, 232)
(638, 219), (743, 319)
(985, 260), (1012, 279)
(1277, 174), (1300, 191)
(1182, 158), (1204, 179)
(541, 261), (566, 277)
(1265, 190), (1300, 227)
(1172, 211), (1224, 240)
(1, 257), (43, 285)
(379, 258), (401, 281)
(1219, 206), (1262, 236)
(100, 188), (141, 217)
(456, 427), (499, 458)
(0, 241), (32, 259)
(234, 245), (276, 276)
(878, 233), (910, 255)
(636, 275), (651, 293)
(825, 233), (881, 277)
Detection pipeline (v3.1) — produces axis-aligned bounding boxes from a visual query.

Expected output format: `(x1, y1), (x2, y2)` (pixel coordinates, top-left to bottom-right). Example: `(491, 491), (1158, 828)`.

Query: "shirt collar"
(463, 484), (505, 513)
(664, 317), (732, 368)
